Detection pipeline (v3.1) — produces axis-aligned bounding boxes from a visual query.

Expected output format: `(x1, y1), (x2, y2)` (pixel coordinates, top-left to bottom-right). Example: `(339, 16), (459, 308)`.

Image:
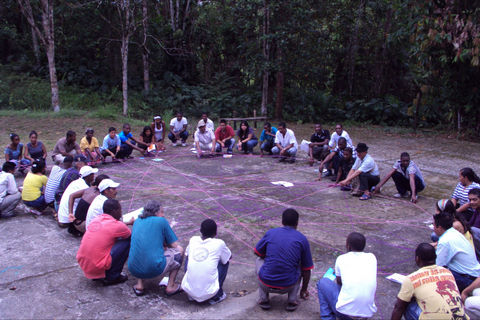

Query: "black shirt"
(310, 129), (330, 143)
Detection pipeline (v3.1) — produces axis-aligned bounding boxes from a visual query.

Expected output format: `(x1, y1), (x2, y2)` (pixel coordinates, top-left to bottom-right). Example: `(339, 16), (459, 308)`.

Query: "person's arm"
(339, 168), (361, 186)
(195, 140), (202, 156)
(6, 174), (19, 195)
(391, 298), (409, 320)
(241, 133), (253, 144)
(374, 168), (396, 193)
(5, 149), (10, 162)
(103, 138), (115, 157)
(211, 138), (216, 153)
(180, 124), (187, 134)
(41, 143), (47, 159)
(24, 144), (33, 161)
(457, 202), (471, 213)
(162, 121), (166, 141)
(168, 240), (184, 254)
(435, 242), (449, 267)
(409, 173), (417, 203)
(335, 166), (343, 184)
(68, 189), (86, 220)
(462, 277), (480, 302)
(74, 143), (81, 155)
(300, 269), (311, 299)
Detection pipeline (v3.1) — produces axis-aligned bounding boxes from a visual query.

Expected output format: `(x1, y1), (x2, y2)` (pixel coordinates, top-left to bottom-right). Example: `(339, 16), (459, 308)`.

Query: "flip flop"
(165, 285), (183, 297)
(285, 302), (298, 311)
(259, 300), (271, 310)
(132, 286), (145, 296)
(359, 194), (371, 201)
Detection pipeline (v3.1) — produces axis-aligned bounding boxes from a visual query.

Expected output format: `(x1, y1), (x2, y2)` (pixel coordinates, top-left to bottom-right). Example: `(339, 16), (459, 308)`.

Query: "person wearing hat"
(339, 143), (379, 200)
(57, 165), (98, 236)
(44, 155), (73, 210)
(85, 178), (121, 229)
(52, 130), (81, 164)
(150, 116), (166, 151)
(80, 128), (104, 166)
(100, 127), (121, 163)
(55, 154), (87, 204)
(194, 119), (216, 158)
(373, 152), (426, 203)
(21, 160), (48, 215)
(168, 111), (189, 147)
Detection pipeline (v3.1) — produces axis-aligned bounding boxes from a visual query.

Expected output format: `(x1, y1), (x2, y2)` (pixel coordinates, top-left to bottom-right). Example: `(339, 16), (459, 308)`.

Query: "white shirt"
(335, 251), (377, 317)
(274, 129), (298, 149)
(194, 128), (215, 145)
(0, 171), (18, 204)
(352, 154), (379, 176)
(58, 178), (89, 224)
(181, 236), (231, 302)
(85, 194), (108, 229)
(205, 118), (214, 132)
(170, 117), (188, 132)
(329, 130), (353, 148)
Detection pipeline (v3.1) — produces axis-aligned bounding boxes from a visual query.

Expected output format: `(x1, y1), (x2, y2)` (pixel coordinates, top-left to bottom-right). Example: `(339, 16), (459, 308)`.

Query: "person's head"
(63, 155), (74, 169)
(264, 122), (272, 132)
(85, 128), (94, 139)
(338, 137), (347, 150)
(200, 219), (217, 239)
(415, 243), (436, 267)
(93, 174), (109, 187)
(108, 127), (117, 138)
(240, 121), (249, 133)
(343, 147), (353, 160)
(433, 212), (453, 236)
(29, 131), (38, 144)
(154, 116), (162, 124)
(122, 123), (131, 134)
(453, 212), (469, 234)
(278, 122), (287, 134)
(9, 133), (19, 145)
(468, 188), (480, 210)
(355, 143), (369, 159)
(79, 165), (99, 185)
(346, 232), (366, 252)
(282, 208), (299, 228)
(103, 199), (122, 220)
(66, 130), (76, 144)
(73, 155), (87, 170)
(31, 160), (45, 174)
(141, 126), (152, 138)
(335, 123), (343, 136)
(314, 124), (322, 133)
(400, 152), (410, 169)
(197, 120), (206, 133)
(201, 112), (208, 122)
(176, 111), (183, 121)
(219, 119), (227, 130)
(2, 161), (16, 174)
(435, 199), (455, 215)
(459, 167), (480, 185)
(139, 200), (162, 219)
(98, 178), (120, 199)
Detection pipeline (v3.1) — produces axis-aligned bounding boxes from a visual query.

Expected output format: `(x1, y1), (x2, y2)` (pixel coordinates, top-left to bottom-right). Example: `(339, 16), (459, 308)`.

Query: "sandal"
(285, 302), (298, 311)
(259, 300), (271, 310)
(359, 194), (371, 201)
(165, 285), (183, 297)
(132, 286), (145, 296)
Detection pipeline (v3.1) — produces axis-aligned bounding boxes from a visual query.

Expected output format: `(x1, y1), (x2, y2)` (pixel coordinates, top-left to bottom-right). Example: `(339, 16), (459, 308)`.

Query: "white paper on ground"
(152, 158), (164, 162)
(192, 150), (197, 154)
(159, 277), (169, 287)
(190, 147), (196, 151)
(386, 273), (406, 284)
(122, 207), (144, 222)
(299, 139), (311, 153)
(271, 181), (294, 188)
(223, 154), (232, 158)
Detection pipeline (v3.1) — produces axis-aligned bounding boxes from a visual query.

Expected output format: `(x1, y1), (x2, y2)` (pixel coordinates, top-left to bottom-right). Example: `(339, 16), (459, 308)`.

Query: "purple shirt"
(469, 209), (480, 229)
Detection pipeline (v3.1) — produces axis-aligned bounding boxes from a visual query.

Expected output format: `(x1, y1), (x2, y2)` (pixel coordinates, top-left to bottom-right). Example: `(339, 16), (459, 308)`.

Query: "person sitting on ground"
(0, 162), (22, 218)
(76, 199), (131, 286)
(254, 208), (313, 311)
(150, 116), (166, 151)
(272, 122), (298, 163)
(5, 133), (30, 173)
(85, 178), (120, 229)
(100, 127), (121, 163)
(44, 156), (72, 212)
(339, 143), (379, 200)
(318, 137), (355, 180)
(80, 128), (104, 166)
(335, 147), (355, 189)
(194, 119), (216, 158)
(436, 199), (457, 215)
(434, 212), (480, 292)
(168, 111), (189, 146)
(317, 232), (377, 320)
(129, 200), (184, 297)
(391, 243), (467, 320)
(52, 130), (81, 164)
(259, 122), (277, 157)
(468, 189), (480, 231)
(57, 166), (98, 236)
(182, 219), (232, 305)
(308, 124), (330, 166)
(328, 124), (353, 150)
(236, 121), (258, 155)
(21, 160), (48, 215)
(214, 119), (235, 154)
(138, 126), (155, 156)
(118, 123), (147, 159)
(201, 112), (215, 132)
(452, 168), (480, 221)
(373, 152), (426, 203)
(461, 275), (480, 318)
(24, 130), (47, 166)
(54, 155), (86, 205)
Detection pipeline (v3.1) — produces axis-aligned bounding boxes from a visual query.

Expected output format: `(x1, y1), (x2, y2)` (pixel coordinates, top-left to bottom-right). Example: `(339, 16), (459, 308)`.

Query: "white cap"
(98, 179), (120, 192)
(79, 166), (98, 177)
(197, 119), (206, 128)
(154, 115), (162, 120)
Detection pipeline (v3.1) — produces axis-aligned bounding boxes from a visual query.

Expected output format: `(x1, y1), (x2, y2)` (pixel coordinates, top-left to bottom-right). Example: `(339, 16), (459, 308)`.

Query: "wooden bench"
(223, 116), (268, 130)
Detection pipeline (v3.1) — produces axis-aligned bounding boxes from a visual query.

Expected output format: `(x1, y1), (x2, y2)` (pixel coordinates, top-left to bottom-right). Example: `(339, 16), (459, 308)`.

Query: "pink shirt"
(76, 214), (131, 279)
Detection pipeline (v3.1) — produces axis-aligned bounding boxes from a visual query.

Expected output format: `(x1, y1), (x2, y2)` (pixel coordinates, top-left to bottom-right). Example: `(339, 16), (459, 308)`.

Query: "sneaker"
(259, 300), (271, 310)
(181, 142), (187, 147)
(287, 158), (296, 164)
(208, 292), (227, 305)
(393, 193), (406, 198)
(172, 142), (178, 146)
(102, 273), (128, 286)
(278, 157), (286, 163)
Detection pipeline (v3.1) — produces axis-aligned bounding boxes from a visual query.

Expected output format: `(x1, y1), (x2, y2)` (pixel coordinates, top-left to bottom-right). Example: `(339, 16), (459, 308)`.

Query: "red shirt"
(76, 214), (131, 279)
(215, 125), (235, 141)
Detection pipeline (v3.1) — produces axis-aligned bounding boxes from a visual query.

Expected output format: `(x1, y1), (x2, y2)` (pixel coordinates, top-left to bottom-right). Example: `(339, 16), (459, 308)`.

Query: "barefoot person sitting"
(138, 126), (155, 156)
(373, 152), (425, 203)
(194, 120), (216, 158)
(80, 128), (104, 166)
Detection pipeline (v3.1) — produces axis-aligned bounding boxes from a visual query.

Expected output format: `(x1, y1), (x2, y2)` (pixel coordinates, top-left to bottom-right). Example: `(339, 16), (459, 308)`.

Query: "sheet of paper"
(271, 181), (294, 187)
(152, 158), (164, 162)
(147, 144), (156, 152)
(386, 273), (406, 284)
(223, 154), (232, 158)
(299, 139), (311, 153)
(122, 207), (143, 222)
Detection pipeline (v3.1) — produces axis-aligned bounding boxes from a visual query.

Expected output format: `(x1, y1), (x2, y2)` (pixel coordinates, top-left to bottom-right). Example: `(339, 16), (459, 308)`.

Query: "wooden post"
(253, 109), (257, 128)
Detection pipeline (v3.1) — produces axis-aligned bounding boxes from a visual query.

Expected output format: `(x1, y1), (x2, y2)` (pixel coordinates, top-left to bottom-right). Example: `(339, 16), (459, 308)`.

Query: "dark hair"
(343, 147), (353, 155)
(433, 212), (453, 230)
(141, 126), (152, 138)
(123, 123), (130, 129)
(108, 127), (116, 133)
(66, 130), (76, 138)
(469, 188), (480, 198)
(278, 122), (287, 129)
(338, 137), (347, 145)
(400, 152), (410, 159)
(175, 111), (182, 116)
(264, 122), (271, 128)
(201, 219), (217, 238)
(9, 133), (19, 142)
(93, 174), (109, 187)
(460, 168), (480, 184)
(282, 208), (299, 227)
(347, 232), (366, 251)
(2, 161), (16, 172)
(415, 243), (436, 263)
(220, 119), (227, 124)
(436, 199), (456, 215)
(29, 130), (38, 138)
(238, 121), (250, 139)
(336, 123), (343, 128)
(31, 160), (45, 174)
(103, 199), (122, 220)
(453, 212), (471, 234)
(139, 200), (161, 219)
(63, 155), (74, 163)
(85, 128), (94, 134)
(201, 111), (208, 116)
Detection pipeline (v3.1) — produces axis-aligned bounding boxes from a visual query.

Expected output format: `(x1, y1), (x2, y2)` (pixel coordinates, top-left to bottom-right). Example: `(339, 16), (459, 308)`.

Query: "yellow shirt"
(80, 137), (99, 152)
(21, 172), (47, 201)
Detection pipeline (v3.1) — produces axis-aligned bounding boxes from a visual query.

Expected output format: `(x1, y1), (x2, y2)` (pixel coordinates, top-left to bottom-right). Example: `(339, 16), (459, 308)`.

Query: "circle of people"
(1, 111), (480, 318)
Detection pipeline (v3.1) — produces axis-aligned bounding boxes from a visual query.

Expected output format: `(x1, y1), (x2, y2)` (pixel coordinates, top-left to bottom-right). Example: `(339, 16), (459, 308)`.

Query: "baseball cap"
(98, 178), (120, 192)
(154, 115), (162, 120)
(79, 165), (98, 177)
(197, 119), (206, 128)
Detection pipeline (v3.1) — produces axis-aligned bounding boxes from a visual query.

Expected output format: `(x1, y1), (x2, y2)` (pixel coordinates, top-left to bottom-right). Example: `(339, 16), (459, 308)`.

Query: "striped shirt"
(44, 165), (66, 204)
(452, 182), (480, 209)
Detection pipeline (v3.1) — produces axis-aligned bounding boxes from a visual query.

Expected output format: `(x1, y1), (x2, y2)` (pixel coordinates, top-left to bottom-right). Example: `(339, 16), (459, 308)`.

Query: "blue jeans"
(23, 194), (48, 211)
(449, 269), (476, 292)
(260, 140), (274, 153)
(272, 146), (297, 158)
(215, 138), (235, 153)
(404, 300), (422, 320)
(105, 238), (130, 280)
(168, 131), (189, 143)
(317, 278), (353, 320)
(184, 257), (229, 300)
(237, 139), (258, 153)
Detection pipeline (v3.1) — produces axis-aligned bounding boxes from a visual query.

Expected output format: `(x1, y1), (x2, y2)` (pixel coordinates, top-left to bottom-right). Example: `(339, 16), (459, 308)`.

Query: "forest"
(0, 0), (479, 134)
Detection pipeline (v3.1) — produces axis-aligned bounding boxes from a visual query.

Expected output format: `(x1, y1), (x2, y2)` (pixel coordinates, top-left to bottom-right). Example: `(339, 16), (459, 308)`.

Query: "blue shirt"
(118, 131), (133, 144)
(260, 127), (278, 143)
(4, 143), (23, 160)
(128, 216), (178, 278)
(255, 226), (314, 288)
(101, 134), (121, 151)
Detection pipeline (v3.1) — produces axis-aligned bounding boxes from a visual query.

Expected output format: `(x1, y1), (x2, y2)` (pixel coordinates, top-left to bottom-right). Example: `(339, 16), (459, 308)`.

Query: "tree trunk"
(142, 0), (150, 94)
(274, 47), (284, 120)
(347, 0), (365, 96)
(413, 89), (422, 133)
(31, 25), (40, 66)
(169, 0), (175, 31)
(260, 0), (270, 116)
(121, 35), (129, 116)
(46, 41), (60, 112)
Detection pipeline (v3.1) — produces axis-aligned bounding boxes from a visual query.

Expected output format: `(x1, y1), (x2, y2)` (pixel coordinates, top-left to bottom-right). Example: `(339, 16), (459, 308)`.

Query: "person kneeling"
(76, 199), (130, 286)
(181, 219), (231, 305)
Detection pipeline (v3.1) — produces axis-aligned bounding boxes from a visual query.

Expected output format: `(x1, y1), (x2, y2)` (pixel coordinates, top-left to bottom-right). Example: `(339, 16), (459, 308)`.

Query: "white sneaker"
(172, 142), (178, 146)
(393, 193), (407, 198)
(208, 292), (226, 305)
(181, 142), (187, 147)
